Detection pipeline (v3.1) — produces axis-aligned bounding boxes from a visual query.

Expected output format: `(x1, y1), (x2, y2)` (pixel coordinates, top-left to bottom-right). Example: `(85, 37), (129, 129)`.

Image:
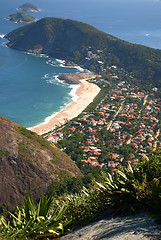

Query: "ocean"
(0, 0), (161, 128)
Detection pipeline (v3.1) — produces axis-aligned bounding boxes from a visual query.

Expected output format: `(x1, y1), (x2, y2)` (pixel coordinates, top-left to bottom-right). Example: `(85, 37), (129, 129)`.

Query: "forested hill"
(5, 17), (115, 56)
(5, 17), (161, 89)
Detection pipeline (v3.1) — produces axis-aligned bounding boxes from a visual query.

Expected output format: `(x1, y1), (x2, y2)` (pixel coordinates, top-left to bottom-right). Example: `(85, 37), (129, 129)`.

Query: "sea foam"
(0, 34), (5, 38)
(68, 84), (80, 102)
(42, 73), (65, 86)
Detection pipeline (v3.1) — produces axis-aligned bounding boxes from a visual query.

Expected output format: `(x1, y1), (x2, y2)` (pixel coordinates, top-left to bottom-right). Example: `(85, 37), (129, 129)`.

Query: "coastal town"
(43, 64), (161, 171)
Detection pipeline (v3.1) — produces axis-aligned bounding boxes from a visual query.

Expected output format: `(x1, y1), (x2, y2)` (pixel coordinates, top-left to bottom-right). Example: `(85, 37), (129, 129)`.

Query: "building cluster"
(45, 65), (161, 171)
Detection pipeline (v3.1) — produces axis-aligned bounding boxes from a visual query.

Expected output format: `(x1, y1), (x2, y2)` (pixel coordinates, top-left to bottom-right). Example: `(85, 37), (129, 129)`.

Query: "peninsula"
(5, 17), (161, 89)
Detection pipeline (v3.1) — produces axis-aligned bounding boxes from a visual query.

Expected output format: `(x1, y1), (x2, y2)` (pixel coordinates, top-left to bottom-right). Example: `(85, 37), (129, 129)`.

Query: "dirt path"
(153, 129), (160, 151)
(107, 100), (125, 130)
(138, 95), (148, 119)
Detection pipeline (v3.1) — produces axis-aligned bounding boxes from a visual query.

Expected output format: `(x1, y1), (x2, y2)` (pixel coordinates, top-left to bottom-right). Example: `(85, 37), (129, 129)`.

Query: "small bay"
(0, 38), (87, 128)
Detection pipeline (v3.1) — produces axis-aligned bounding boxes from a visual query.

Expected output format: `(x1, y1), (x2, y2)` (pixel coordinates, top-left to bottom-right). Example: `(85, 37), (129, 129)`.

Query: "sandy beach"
(31, 79), (100, 135)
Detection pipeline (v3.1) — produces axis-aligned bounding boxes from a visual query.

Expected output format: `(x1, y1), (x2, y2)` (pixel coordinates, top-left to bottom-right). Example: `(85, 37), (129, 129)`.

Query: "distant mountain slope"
(18, 3), (40, 12)
(5, 17), (161, 89)
(5, 17), (116, 56)
(6, 12), (36, 23)
(0, 117), (82, 209)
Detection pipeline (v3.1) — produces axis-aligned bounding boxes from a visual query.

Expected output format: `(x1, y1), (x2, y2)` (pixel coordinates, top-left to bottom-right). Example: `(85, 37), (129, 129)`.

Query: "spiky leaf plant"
(0, 194), (70, 239)
(95, 154), (161, 216)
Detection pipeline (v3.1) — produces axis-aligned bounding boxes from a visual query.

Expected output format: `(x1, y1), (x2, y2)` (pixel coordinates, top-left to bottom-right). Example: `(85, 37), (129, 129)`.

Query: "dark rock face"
(0, 117), (82, 209)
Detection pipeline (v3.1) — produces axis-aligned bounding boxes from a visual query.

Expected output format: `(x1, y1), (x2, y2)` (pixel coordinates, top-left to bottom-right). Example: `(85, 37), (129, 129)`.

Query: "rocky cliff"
(0, 117), (82, 209)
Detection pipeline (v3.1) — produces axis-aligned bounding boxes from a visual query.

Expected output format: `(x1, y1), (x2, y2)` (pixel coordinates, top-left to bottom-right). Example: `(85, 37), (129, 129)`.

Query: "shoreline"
(30, 78), (100, 135)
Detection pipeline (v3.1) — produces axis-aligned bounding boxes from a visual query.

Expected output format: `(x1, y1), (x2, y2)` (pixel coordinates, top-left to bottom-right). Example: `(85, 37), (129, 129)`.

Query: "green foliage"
(64, 187), (104, 229)
(95, 155), (161, 216)
(18, 143), (27, 156)
(84, 87), (109, 113)
(47, 175), (94, 197)
(17, 126), (52, 150)
(0, 194), (70, 239)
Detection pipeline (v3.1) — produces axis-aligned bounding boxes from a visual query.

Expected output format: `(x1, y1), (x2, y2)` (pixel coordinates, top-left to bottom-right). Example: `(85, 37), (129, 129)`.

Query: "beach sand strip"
(31, 79), (100, 135)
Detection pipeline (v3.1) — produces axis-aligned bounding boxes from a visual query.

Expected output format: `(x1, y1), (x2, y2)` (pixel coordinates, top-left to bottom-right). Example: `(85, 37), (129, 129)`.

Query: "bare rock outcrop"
(0, 117), (82, 209)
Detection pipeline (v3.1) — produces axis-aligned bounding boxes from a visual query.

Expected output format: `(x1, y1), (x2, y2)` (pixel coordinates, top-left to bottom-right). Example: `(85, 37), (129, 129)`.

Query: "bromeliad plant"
(0, 194), (70, 239)
(95, 164), (139, 215)
(95, 155), (161, 216)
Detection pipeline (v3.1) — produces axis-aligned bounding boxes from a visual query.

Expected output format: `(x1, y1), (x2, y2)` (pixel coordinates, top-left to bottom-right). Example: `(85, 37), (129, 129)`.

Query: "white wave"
(46, 59), (59, 66)
(46, 59), (67, 68)
(42, 73), (65, 86)
(55, 58), (66, 64)
(59, 64), (66, 67)
(39, 53), (49, 58)
(45, 58), (90, 75)
(0, 34), (5, 39)
(70, 65), (84, 72)
(42, 74), (48, 79)
(68, 84), (80, 102)
(0, 41), (8, 47)
(27, 52), (34, 55)
(54, 75), (66, 84)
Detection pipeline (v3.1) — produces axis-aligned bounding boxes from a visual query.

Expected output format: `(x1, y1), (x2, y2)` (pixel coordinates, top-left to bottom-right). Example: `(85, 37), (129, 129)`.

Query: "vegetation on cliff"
(6, 12), (36, 23)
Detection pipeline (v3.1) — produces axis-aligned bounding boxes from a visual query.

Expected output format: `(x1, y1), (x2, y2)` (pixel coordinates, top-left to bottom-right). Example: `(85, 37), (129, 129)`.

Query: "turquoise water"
(1, 0), (161, 127)
(0, 38), (87, 127)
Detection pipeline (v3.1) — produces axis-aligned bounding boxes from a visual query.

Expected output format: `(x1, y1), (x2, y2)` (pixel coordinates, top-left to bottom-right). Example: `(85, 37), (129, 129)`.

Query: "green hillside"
(6, 12), (36, 23)
(5, 17), (161, 89)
